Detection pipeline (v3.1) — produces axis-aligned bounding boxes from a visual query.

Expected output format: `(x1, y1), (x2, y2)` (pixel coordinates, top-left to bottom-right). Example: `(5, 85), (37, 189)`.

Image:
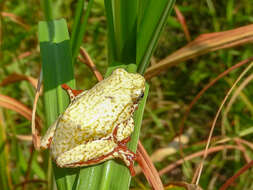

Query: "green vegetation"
(1, 0), (253, 190)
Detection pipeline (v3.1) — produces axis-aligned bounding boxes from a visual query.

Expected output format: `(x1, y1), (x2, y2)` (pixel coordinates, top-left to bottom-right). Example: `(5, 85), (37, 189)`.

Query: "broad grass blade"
(39, 19), (77, 190)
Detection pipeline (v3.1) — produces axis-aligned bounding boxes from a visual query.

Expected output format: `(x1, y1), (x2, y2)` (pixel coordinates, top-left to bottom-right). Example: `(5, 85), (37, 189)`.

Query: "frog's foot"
(61, 84), (84, 101)
(113, 146), (136, 176)
(112, 124), (136, 176)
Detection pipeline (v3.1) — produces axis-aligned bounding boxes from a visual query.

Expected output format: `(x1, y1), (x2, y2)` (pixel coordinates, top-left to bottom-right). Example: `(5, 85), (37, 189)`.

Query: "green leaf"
(39, 18), (77, 190)
(137, 0), (176, 74)
(105, 0), (137, 65)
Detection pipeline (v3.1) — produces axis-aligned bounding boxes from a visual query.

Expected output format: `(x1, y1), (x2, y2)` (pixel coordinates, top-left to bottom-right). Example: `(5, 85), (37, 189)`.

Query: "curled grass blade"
(137, 141), (164, 190)
(195, 62), (253, 184)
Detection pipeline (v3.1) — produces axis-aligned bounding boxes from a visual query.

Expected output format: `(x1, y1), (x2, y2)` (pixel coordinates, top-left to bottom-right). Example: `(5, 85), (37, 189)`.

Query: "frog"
(40, 68), (145, 176)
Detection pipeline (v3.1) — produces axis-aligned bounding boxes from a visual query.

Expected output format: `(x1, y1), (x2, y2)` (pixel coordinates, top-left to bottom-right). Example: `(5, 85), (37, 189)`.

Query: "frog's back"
(66, 84), (133, 136)
(51, 69), (138, 158)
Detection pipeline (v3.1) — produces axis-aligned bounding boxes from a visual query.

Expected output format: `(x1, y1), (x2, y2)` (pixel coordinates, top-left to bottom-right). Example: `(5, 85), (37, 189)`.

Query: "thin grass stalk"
(0, 119), (12, 190)
(137, 0), (175, 74)
(104, 0), (116, 63)
(219, 160), (253, 190)
(104, 0), (137, 65)
(41, 0), (53, 21)
(195, 62), (253, 184)
(70, 0), (85, 51)
(71, 0), (94, 62)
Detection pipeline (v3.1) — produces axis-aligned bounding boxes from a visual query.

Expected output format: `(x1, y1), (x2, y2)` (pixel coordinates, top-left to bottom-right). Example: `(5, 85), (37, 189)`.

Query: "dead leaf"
(165, 182), (203, 190)
(1, 73), (39, 90)
(136, 141), (164, 190)
(1, 12), (30, 30)
(0, 94), (42, 129)
(145, 24), (253, 79)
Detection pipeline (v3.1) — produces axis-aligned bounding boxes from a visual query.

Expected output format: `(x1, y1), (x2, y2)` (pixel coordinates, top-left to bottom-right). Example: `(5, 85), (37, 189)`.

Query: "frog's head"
(112, 68), (145, 103)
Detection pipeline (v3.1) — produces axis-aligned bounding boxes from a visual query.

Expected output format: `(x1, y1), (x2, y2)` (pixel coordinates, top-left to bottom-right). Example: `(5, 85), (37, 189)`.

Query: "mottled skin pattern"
(41, 69), (145, 176)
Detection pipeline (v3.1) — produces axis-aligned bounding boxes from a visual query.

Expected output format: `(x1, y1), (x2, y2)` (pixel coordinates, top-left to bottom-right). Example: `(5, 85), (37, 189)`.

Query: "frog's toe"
(61, 83), (85, 101)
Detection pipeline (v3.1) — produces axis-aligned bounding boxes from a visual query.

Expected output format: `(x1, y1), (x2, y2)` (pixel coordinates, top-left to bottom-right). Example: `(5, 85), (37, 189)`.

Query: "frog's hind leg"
(61, 84), (84, 101)
(55, 139), (117, 168)
(55, 138), (136, 176)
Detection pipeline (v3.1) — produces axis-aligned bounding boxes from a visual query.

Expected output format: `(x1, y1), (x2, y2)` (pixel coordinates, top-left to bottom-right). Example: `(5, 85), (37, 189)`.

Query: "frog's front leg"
(40, 85), (85, 149)
(41, 116), (61, 149)
(114, 117), (134, 142)
(61, 84), (84, 101)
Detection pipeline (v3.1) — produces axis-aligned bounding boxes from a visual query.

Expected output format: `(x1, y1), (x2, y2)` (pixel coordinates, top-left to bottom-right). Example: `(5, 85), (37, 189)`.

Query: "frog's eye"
(139, 91), (144, 99)
(135, 91), (144, 103)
